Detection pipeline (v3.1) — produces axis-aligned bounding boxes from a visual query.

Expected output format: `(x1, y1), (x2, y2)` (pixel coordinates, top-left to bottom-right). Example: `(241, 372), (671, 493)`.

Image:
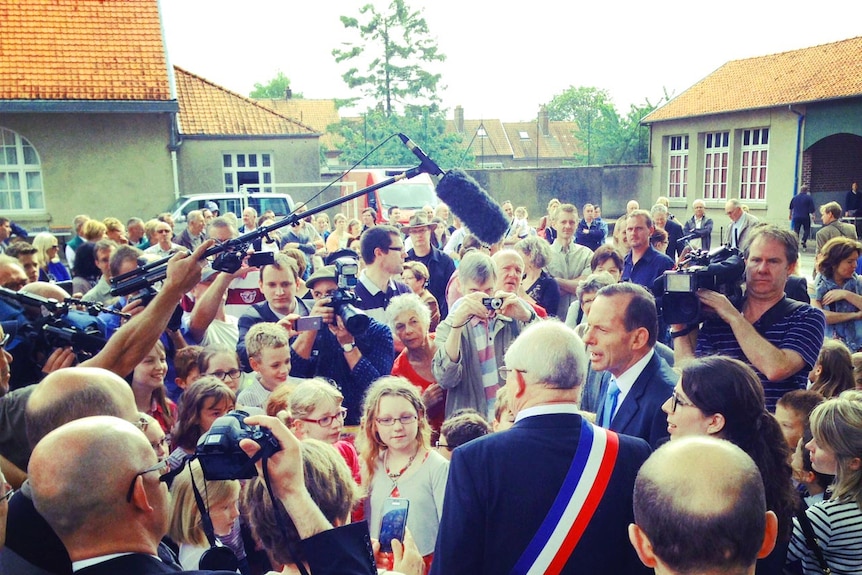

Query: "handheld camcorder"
(195, 410), (281, 480)
(328, 257), (369, 335)
(652, 245), (745, 325)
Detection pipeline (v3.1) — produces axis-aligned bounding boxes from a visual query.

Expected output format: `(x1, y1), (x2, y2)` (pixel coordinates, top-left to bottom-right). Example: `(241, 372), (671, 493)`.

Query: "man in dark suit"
(583, 283), (676, 447)
(430, 320), (652, 575)
(682, 199), (714, 252)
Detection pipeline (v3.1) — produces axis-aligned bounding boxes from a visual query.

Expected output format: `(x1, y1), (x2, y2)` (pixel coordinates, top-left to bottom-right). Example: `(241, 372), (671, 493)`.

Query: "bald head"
(20, 281), (70, 301)
(630, 437), (776, 574)
(626, 200), (640, 214)
(26, 367), (138, 450)
(29, 416), (160, 550)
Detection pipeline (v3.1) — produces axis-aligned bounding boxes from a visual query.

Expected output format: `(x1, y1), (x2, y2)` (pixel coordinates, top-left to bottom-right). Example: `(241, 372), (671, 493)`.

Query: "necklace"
(385, 446), (419, 481)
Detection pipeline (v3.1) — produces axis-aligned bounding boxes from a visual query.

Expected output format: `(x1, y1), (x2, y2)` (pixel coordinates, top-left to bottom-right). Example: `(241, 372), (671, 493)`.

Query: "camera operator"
(289, 265), (394, 427)
(432, 251), (538, 421)
(672, 225), (825, 411)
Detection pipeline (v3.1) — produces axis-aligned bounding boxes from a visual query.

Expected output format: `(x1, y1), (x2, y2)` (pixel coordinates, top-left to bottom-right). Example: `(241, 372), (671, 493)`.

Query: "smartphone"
(378, 497), (409, 553)
(294, 315), (323, 331)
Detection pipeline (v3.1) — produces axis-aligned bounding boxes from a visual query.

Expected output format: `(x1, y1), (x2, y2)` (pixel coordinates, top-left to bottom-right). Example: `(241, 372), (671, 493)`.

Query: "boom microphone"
(436, 169), (510, 246)
(398, 133), (443, 177)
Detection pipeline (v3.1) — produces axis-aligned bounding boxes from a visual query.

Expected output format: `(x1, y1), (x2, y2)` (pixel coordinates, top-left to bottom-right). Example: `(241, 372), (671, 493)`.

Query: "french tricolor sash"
(511, 419), (620, 575)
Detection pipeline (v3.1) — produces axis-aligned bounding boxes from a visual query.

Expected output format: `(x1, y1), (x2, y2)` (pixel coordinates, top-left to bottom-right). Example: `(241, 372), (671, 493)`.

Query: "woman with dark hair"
(71, 241), (101, 295)
(813, 236), (862, 351)
(809, 339), (855, 398)
(662, 356), (797, 575)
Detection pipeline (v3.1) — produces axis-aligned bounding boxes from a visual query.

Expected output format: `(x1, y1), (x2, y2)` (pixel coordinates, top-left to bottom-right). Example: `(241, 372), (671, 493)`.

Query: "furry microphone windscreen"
(436, 169), (509, 245)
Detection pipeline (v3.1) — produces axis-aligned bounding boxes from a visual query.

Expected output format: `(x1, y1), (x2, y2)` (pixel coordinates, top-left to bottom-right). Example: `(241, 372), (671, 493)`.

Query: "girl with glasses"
(661, 356), (797, 575)
(198, 345), (245, 394)
(357, 376), (448, 572)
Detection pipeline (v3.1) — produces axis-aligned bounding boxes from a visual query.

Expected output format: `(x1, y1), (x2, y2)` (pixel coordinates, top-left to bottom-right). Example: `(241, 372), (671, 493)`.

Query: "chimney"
(538, 105), (549, 137)
(455, 105), (464, 134)
(284, 87), (292, 100)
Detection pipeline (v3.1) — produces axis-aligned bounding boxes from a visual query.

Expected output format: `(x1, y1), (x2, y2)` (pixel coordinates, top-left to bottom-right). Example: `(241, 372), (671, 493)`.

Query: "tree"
(329, 106), (471, 169)
(249, 71), (303, 99)
(546, 86), (665, 165)
(332, 0), (445, 116)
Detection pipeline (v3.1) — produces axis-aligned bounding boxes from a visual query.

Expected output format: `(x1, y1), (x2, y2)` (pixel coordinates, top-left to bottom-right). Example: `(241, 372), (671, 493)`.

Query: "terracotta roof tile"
(446, 119), (513, 158)
(0, 0), (170, 100)
(256, 98), (343, 150)
(502, 122), (580, 159)
(644, 36), (862, 123)
(174, 67), (317, 137)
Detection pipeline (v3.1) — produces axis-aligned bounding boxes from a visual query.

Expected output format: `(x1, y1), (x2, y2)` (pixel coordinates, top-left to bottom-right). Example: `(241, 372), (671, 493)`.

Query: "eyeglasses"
(670, 390), (694, 414)
(376, 414), (418, 427)
(125, 459), (169, 502)
(134, 415), (149, 431)
(1, 485), (14, 503)
(384, 245), (404, 252)
(300, 407), (348, 428)
(150, 436), (168, 452)
(435, 440), (452, 451)
(209, 369), (243, 381)
(498, 366), (526, 379)
(156, 229), (171, 234)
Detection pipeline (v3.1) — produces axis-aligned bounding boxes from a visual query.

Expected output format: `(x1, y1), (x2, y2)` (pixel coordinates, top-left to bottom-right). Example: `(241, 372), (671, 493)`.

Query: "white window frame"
(703, 131), (729, 200)
(668, 135), (689, 198)
(740, 128), (769, 201)
(0, 127), (44, 212)
(222, 152), (274, 193)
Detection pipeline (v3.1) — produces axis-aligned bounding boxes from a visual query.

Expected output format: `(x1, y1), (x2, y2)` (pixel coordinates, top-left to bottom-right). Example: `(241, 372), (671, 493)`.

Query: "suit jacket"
(663, 218), (685, 260)
(683, 214), (714, 252)
(816, 220), (858, 253)
(430, 411), (651, 575)
(75, 553), (236, 575)
(595, 352), (676, 448)
(725, 211), (759, 249)
(175, 229), (205, 252)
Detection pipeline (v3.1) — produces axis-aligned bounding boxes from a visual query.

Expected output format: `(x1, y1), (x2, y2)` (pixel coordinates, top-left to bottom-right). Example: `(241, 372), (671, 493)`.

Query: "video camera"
(652, 245), (745, 325)
(196, 410), (281, 480)
(327, 257), (369, 336)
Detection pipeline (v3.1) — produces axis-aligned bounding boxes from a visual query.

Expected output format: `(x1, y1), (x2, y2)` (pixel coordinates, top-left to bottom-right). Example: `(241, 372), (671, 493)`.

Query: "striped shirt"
(787, 498), (862, 574)
(696, 299), (824, 411)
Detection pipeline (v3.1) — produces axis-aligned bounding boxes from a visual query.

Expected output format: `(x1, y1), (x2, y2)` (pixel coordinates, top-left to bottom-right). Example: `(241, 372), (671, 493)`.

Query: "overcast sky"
(161, 0), (861, 121)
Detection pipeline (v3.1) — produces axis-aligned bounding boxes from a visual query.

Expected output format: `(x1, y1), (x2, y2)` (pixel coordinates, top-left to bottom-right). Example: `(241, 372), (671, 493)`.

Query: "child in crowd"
(137, 412), (169, 462)
(130, 341), (176, 434)
(172, 345), (204, 401)
(809, 339), (855, 398)
(198, 344), (245, 394)
(493, 385), (516, 432)
(787, 390), (862, 573)
(792, 429), (834, 508)
(167, 377), (236, 471)
(169, 459), (242, 571)
(437, 409), (491, 460)
(775, 389), (824, 450)
(238, 323), (296, 413)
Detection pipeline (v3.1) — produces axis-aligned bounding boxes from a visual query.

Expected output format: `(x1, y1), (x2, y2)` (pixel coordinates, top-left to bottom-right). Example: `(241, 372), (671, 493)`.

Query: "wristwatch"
(341, 341), (356, 353)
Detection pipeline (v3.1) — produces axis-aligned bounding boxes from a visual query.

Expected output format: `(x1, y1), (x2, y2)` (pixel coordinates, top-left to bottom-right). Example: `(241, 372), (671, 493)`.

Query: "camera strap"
(188, 464), (239, 572)
(753, 297), (806, 334)
(262, 458), (311, 575)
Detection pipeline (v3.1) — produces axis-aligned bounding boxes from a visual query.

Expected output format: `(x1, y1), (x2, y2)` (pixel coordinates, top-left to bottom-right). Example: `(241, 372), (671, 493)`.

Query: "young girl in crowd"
(792, 429), (834, 509)
(787, 390), (862, 574)
(197, 344), (245, 394)
(130, 341), (176, 434)
(808, 339), (855, 398)
(357, 376), (449, 572)
(169, 459), (242, 571)
(167, 377), (236, 471)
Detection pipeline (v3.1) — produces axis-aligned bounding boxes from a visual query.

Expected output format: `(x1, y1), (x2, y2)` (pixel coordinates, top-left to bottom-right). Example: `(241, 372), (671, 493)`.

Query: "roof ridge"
(173, 66), (319, 134)
(725, 34), (862, 65)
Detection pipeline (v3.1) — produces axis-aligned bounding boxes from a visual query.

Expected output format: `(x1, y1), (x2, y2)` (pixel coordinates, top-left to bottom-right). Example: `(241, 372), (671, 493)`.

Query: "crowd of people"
(0, 189), (861, 575)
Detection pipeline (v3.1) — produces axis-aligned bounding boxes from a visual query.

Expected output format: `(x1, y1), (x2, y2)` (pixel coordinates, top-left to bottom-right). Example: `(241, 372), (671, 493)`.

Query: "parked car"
(167, 192), (294, 234)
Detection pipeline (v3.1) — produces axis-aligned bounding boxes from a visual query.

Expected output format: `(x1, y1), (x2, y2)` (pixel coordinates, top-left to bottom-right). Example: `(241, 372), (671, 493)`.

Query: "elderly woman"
(388, 293), (445, 434)
(325, 213), (349, 253)
(514, 235), (560, 317)
(813, 236), (862, 352)
(401, 261), (440, 332)
(32, 232), (70, 283)
(662, 356), (797, 574)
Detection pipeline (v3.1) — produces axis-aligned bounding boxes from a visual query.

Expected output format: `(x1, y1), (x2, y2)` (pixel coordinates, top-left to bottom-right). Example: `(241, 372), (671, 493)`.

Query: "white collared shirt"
(515, 402), (580, 423)
(609, 349), (655, 419)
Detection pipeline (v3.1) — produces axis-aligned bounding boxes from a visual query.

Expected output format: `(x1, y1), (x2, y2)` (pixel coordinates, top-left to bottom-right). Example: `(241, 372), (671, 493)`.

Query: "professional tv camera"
(327, 256), (369, 336)
(196, 410), (281, 480)
(652, 245), (745, 325)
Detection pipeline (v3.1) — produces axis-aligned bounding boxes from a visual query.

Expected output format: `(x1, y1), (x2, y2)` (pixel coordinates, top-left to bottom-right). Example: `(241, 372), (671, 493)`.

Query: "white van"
(167, 192), (294, 234)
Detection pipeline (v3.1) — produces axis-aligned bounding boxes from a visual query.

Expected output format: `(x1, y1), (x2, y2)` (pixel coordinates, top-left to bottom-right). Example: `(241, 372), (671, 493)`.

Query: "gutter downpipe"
(159, 0), (182, 200)
(789, 105), (804, 196)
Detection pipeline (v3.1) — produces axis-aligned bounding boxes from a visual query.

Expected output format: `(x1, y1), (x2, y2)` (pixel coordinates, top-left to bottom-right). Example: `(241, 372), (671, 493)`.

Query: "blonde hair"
(265, 383), (298, 418)
(32, 232), (60, 268)
(809, 390), (862, 509)
(288, 378), (343, 421)
(356, 376), (430, 483)
(168, 459), (240, 546)
(81, 219), (107, 241)
(245, 322), (289, 361)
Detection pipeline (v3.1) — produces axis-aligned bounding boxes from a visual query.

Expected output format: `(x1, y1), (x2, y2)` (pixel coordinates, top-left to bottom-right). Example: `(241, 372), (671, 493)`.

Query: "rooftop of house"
(644, 35), (862, 123)
(0, 0), (171, 101)
(445, 114), (580, 160)
(255, 97), (343, 150)
(174, 67), (317, 137)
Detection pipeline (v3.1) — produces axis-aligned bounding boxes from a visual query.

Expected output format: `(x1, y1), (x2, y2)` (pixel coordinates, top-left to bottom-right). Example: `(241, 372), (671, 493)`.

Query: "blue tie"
(601, 377), (620, 428)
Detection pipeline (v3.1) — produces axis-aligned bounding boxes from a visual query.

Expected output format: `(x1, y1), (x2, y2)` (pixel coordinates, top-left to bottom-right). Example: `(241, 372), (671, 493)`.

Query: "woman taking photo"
(357, 376), (448, 572)
(662, 356), (797, 575)
(514, 235), (560, 317)
(813, 236), (862, 352)
(401, 261), (440, 332)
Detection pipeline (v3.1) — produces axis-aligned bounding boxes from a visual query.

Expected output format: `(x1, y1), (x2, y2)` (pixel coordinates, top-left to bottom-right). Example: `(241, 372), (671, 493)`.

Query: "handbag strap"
(795, 497), (832, 575)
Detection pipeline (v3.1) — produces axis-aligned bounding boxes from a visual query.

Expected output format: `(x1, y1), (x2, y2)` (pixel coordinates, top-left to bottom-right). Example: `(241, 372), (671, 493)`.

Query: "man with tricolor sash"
(430, 320), (652, 575)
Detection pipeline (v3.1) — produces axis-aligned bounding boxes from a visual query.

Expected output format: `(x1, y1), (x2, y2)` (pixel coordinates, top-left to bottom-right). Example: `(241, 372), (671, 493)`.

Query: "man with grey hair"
(628, 437), (777, 575)
(176, 209), (207, 251)
(682, 199), (713, 251)
(431, 320), (651, 575)
(724, 198), (759, 249)
(433, 252), (537, 419)
(816, 200), (857, 253)
(650, 204), (684, 260)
